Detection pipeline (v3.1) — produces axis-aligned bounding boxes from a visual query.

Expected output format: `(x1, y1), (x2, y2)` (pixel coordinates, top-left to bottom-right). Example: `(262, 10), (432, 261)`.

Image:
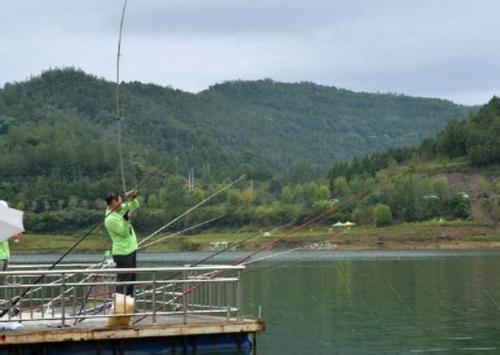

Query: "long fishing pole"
(230, 195), (358, 267)
(133, 191), (369, 324)
(138, 215), (225, 251)
(28, 175), (236, 321)
(0, 162), (168, 318)
(72, 214), (226, 323)
(138, 175), (245, 247)
(116, 0), (128, 196)
(137, 226), (281, 297)
(190, 225), (281, 267)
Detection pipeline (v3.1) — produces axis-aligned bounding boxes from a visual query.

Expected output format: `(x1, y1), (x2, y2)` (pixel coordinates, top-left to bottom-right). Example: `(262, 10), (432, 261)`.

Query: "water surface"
(14, 250), (500, 354)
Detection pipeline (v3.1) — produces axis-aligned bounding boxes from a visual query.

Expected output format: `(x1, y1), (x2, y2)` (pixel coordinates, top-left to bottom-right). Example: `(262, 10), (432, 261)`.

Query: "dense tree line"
(0, 68), (477, 233)
(328, 97), (500, 183)
(327, 97), (500, 227)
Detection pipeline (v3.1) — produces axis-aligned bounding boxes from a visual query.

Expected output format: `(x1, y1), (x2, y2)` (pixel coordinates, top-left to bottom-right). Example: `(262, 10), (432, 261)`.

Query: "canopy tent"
(0, 201), (24, 242)
(332, 221), (357, 228)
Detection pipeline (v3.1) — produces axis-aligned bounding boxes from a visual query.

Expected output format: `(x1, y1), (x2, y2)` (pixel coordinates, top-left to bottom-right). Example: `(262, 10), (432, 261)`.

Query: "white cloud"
(0, 0), (499, 105)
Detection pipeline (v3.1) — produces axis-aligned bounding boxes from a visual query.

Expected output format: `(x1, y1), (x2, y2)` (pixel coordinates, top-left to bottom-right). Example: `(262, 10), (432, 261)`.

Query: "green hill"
(0, 68), (475, 234)
(0, 68), (470, 172)
(328, 97), (500, 226)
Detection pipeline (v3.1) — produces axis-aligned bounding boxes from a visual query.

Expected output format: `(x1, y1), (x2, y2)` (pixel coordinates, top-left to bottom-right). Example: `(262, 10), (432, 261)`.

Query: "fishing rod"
(138, 215), (225, 251)
(72, 214), (226, 323)
(116, 0), (128, 196)
(189, 225), (282, 267)
(133, 191), (370, 324)
(138, 175), (246, 247)
(16, 214), (223, 319)
(242, 244), (306, 266)
(117, 181), (376, 325)
(28, 175), (240, 321)
(230, 194), (360, 267)
(73, 225), (278, 323)
(138, 226), (281, 294)
(0, 162), (168, 318)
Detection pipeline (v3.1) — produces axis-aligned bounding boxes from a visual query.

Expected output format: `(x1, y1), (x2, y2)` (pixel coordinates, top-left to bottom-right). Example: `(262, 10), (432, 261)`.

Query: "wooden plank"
(0, 318), (265, 345)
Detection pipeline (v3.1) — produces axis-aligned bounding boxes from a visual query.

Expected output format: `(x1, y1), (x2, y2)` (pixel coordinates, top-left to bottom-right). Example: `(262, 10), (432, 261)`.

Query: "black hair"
(106, 193), (120, 206)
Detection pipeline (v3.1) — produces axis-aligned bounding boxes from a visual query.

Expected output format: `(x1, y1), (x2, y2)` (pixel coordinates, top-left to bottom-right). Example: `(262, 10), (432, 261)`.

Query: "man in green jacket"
(104, 190), (139, 296)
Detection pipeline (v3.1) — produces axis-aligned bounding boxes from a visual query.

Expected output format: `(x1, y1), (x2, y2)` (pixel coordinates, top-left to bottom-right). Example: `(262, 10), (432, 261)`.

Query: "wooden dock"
(0, 265), (264, 354)
(0, 315), (265, 354)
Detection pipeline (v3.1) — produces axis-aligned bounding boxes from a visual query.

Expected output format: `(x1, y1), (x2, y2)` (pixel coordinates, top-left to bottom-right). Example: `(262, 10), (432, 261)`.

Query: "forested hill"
(0, 69), (470, 173)
(200, 80), (471, 166)
(0, 68), (477, 233)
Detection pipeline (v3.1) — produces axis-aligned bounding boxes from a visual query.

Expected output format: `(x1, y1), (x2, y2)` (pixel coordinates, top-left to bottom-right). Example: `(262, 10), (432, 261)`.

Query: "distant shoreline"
(10, 220), (499, 254)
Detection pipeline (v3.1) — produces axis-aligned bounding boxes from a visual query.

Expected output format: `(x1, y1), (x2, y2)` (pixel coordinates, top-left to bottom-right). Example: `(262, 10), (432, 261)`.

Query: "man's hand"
(125, 189), (138, 200)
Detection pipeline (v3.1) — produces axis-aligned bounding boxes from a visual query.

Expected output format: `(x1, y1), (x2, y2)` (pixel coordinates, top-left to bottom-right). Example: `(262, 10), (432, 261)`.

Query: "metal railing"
(0, 265), (244, 327)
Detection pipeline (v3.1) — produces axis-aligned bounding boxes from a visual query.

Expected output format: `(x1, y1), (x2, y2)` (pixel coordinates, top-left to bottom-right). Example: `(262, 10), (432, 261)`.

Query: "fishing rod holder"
(0, 264), (244, 328)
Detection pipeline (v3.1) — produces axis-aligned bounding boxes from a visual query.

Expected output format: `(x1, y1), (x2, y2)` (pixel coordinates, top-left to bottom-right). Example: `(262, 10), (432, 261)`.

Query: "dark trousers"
(113, 251), (136, 297)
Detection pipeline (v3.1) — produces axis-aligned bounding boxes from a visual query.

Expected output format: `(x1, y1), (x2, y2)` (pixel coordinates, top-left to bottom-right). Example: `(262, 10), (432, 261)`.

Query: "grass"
(463, 235), (500, 242)
(9, 219), (500, 253)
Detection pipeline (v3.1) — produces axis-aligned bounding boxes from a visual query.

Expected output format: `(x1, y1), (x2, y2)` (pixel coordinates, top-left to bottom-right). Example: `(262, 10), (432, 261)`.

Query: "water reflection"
(14, 251), (500, 354)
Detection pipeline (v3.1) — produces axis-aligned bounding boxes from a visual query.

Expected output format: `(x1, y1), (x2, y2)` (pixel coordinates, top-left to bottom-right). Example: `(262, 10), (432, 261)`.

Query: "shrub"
(373, 204), (393, 227)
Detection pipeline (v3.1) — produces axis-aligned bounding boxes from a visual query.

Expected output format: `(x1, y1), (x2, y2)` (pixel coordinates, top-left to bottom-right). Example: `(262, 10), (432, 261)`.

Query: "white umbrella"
(0, 201), (24, 242)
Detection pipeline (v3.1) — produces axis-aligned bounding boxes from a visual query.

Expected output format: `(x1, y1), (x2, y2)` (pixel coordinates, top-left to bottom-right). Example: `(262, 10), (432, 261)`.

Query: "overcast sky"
(1, 0), (499, 105)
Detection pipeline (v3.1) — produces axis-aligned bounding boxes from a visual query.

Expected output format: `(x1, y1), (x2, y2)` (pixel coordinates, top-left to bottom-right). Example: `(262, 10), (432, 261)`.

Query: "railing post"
(182, 271), (187, 324)
(237, 269), (243, 320)
(226, 279), (231, 320)
(61, 273), (66, 327)
(152, 271), (157, 324)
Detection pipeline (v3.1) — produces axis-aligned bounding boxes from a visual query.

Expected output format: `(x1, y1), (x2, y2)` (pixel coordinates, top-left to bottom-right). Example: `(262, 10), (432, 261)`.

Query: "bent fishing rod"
(0, 162), (168, 318)
(116, 0), (128, 196)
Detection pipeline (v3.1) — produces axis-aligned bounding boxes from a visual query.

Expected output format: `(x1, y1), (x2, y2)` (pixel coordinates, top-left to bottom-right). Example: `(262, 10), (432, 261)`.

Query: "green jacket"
(0, 241), (9, 260)
(104, 199), (140, 256)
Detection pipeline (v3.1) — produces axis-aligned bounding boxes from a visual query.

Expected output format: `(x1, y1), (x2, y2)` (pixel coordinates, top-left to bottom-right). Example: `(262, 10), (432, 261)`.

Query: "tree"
(147, 194), (159, 209)
(280, 186), (294, 204)
(432, 178), (449, 200)
(373, 204), (392, 227)
(333, 177), (349, 198)
(227, 190), (241, 206)
(241, 187), (255, 205)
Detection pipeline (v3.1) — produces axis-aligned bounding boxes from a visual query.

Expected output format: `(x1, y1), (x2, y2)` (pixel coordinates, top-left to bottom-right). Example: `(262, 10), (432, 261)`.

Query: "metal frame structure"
(0, 265), (244, 328)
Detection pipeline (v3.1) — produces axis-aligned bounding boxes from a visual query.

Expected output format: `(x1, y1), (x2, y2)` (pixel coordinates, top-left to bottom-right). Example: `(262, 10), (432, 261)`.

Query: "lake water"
(13, 250), (500, 354)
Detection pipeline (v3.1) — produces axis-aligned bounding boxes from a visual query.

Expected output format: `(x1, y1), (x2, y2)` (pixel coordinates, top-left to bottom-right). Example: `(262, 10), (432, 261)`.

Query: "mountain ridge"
(0, 68), (472, 175)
